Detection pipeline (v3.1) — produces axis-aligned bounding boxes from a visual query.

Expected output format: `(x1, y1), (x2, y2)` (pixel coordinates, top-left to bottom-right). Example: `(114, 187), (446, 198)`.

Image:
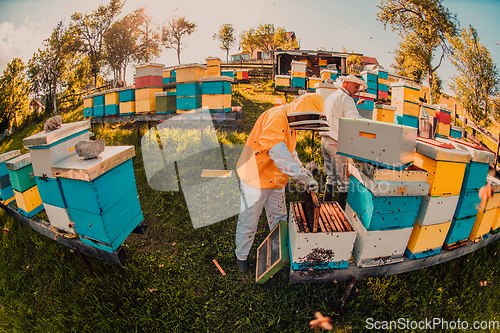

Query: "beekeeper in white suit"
(320, 75), (367, 208)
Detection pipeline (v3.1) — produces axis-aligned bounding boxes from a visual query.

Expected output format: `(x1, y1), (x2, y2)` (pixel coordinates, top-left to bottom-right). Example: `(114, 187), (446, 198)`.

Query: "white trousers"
(321, 136), (349, 192)
(235, 180), (287, 261)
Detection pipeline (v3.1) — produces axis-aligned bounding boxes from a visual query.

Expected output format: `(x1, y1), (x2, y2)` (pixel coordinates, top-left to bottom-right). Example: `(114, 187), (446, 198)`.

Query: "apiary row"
(83, 61), (239, 116)
(289, 117), (499, 271)
(0, 120), (144, 254)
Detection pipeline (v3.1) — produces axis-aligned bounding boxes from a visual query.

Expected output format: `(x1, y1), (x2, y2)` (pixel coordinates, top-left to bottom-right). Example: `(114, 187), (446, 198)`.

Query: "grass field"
(1, 82), (500, 332)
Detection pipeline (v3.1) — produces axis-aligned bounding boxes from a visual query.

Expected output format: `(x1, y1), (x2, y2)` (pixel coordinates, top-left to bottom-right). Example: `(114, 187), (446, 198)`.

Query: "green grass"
(1, 83), (500, 332)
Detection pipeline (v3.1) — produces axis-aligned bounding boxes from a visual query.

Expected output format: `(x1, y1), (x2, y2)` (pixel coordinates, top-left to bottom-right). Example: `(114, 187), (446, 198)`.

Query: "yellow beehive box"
(83, 96), (93, 108)
(436, 122), (451, 137)
(206, 66), (221, 77)
(135, 88), (162, 102)
(135, 99), (156, 113)
(13, 186), (42, 213)
(298, 59), (312, 68)
(378, 77), (389, 85)
(375, 104), (396, 124)
(206, 57), (221, 67)
(423, 103), (437, 118)
(104, 90), (119, 105)
(175, 64), (207, 83)
(292, 71), (306, 78)
(275, 75), (290, 88)
(201, 94), (231, 110)
(119, 101), (136, 114)
(470, 208), (497, 242)
(491, 207), (500, 231)
(307, 77), (322, 89)
(391, 100), (420, 117)
(318, 59), (327, 66)
(390, 81), (421, 104)
(406, 220), (452, 254)
(163, 69), (171, 78)
(413, 152), (466, 197)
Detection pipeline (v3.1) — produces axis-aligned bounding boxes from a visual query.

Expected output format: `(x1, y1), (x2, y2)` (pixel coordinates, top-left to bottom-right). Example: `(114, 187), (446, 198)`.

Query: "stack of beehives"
(0, 150), (20, 204)
(103, 88), (120, 117)
(200, 76), (233, 113)
(117, 86), (136, 116)
(135, 62), (164, 114)
(337, 118), (430, 267)
(435, 104), (452, 138)
(374, 69), (389, 101)
(6, 153), (43, 218)
(290, 60), (307, 89)
(470, 175), (500, 242)
(175, 64), (206, 113)
(162, 67), (176, 85)
(206, 57), (221, 77)
(391, 81), (421, 128)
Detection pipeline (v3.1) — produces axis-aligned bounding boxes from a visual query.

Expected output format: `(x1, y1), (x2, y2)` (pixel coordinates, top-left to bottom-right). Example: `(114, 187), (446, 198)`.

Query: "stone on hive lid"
(44, 115), (63, 132)
(75, 139), (105, 160)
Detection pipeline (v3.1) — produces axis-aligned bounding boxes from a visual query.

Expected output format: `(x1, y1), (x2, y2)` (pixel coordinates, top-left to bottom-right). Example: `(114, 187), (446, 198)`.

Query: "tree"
(133, 8), (162, 64)
(28, 21), (78, 114)
(71, 0), (124, 91)
(161, 10), (197, 65)
(391, 33), (428, 84)
(239, 24), (298, 59)
(213, 23), (236, 63)
(448, 25), (499, 127)
(377, 0), (458, 103)
(0, 58), (30, 130)
(239, 28), (259, 56)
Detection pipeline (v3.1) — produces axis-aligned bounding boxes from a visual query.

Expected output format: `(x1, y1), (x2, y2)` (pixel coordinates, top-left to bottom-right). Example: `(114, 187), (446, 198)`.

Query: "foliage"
(391, 33), (428, 83)
(239, 24), (298, 58)
(377, 0), (458, 103)
(343, 47), (362, 66)
(70, 0), (124, 89)
(0, 58), (30, 131)
(28, 21), (82, 115)
(430, 72), (442, 103)
(161, 9), (197, 65)
(448, 25), (499, 128)
(213, 23), (236, 63)
(132, 8), (162, 65)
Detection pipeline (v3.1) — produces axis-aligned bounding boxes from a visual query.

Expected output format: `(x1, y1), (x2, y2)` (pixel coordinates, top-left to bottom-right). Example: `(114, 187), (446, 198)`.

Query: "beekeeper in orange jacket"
(235, 93), (329, 273)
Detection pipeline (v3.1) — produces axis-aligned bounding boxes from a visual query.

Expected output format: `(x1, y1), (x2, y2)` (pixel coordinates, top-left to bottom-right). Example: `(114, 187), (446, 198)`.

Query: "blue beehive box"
(291, 77), (306, 88)
(51, 146), (143, 253)
(395, 113), (419, 128)
(201, 78), (232, 95)
(162, 77), (171, 84)
(0, 150), (21, 202)
(176, 82), (202, 97)
(221, 70), (235, 78)
(104, 104), (119, 116)
(93, 105), (104, 118)
(177, 96), (202, 111)
(118, 87), (135, 102)
(93, 94), (105, 106)
(83, 108), (93, 117)
(377, 83), (388, 92)
(347, 164), (429, 231)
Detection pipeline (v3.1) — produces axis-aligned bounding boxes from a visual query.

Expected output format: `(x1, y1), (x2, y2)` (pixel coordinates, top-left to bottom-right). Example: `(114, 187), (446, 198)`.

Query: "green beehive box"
(155, 92), (176, 113)
(6, 153), (36, 193)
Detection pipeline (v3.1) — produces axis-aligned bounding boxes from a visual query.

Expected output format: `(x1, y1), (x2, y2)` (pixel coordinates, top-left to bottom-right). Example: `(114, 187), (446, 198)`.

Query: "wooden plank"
(290, 228), (500, 283)
(297, 203), (310, 233)
(90, 111), (242, 125)
(311, 192), (320, 232)
(0, 202), (127, 266)
(333, 202), (353, 232)
(318, 206), (331, 232)
(321, 203), (338, 232)
(324, 203), (345, 232)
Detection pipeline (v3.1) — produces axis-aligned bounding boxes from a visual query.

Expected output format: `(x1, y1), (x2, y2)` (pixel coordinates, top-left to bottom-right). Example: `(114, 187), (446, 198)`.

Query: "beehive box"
(104, 89), (120, 116)
(200, 76), (233, 95)
(356, 92), (376, 111)
(413, 139), (469, 197)
(390, 81), (421, 104)
(83, 95), (93, 118)
(444, 215), (475, 249)
(307, 77), (322, 91)
(135, 87), (162, 113)
(469, 175), (500, 242)
(337, 118), (417, 170)
(436, 122), (450, 137)
(175, 64), (207, 83)
(422, 103), (437, 118)
(206, 57), (221, 67)
(201, 94), (231, 112)
(405, 220), (452, 259)
(289, 201), (356, 270)
(177, 82), (202, 97)
(491, 207), (500, 232)
(450, 125), (464, 139)
(206, 66), (221, 77)
(43, 203), (74, 233)
(135, 75), (163, 89)
(314, 82), (337, 102)
(374, 104), (396, 124)
(177, 96), (202, 111)
(155, 92), (176, 114)
(13, 186), (43, 218)
(346, 203), (413, 267)
(235, 70), (248, 80)
(23, 120), (91, 178)
(6, 153), (35, 193)
(221, 70), (235, 78)
(135, 62), (164, 78)
(291, 77), (306, 88)
(394, 113), (419, 128)
(51, 146), (143, 253)
(347, 163), (429, 231)
(320, 69), (339, 82)
(0, 150), (21, 202)
(392, 100), (420, 117)
(416, 195), (460, 226)
(291, 60), (307, 76)
(117, 86), (135, 103)
(119, 101), (136, 115)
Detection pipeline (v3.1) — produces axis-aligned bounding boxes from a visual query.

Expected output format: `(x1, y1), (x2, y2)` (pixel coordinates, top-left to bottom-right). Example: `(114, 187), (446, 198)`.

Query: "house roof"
(362, 56), (379, 65)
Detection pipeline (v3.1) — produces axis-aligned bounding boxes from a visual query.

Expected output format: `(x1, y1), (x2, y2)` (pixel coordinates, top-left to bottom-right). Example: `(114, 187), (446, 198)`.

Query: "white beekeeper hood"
(334, 75), (368, 91)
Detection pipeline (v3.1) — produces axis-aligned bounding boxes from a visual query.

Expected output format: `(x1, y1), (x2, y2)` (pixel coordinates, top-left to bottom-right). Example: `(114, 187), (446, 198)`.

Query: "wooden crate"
(119, 101), (136, 115)
(390, 81), (421, 104)
(288, 202), (356, 270)
(52, 147), (143, 253)
(406, 220), (452, 259)
(337, 118), (417, 169)
(13, 186), (43, 217)
(175, 64), (207, 83)
(6, 153), (35, 193)
(134, 62), (164, 78)
(347, 165), (428, 231)
(346, 203), (413, 267)
(374, 104), (396, 123)
(23, 121), (91, 178)
(416, 195), (460, 226)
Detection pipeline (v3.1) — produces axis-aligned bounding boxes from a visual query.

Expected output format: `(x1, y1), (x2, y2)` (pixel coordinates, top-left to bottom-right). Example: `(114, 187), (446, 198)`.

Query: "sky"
(0, 0), (499, 94)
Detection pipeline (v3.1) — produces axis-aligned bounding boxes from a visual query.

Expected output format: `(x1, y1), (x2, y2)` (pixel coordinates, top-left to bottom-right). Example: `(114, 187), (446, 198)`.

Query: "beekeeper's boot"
(323, 184), (333, 202)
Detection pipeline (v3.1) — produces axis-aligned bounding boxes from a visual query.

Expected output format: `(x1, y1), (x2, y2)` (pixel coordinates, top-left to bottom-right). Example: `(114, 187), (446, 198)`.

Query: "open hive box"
(288, 192), (356, 270)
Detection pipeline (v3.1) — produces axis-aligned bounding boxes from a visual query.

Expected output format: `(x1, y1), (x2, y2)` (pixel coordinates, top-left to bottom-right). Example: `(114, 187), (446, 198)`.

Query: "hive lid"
(390, 81), (421, 90)
(0, 150), (20, 164)
(199, 76), (234, 83)
(487, 175), (500, 193)
(23, 120), (91, 148)
(416, 139), (470, 162)
(175, 63), (207, 70)
(51, 145), (135, 181)
(134, 62), (165, 69)
(435, 137), (493, 163)
(374, 104), (396, 111)
(115, 86), (134, 92)
(6, 153), (31, 171)
(314, 82), (336, 89)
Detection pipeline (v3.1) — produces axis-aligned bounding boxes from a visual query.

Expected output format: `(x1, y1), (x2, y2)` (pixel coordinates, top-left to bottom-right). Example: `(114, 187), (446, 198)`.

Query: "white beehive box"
(134, 62), (164, 78)
(337, 118), (417, 169)
(23, 120), (92, 178)
(346, 203), (413, 267)
(288, 202), (356, 270)
(416, 195), (460, 226)
(43, 203), (75, 233)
